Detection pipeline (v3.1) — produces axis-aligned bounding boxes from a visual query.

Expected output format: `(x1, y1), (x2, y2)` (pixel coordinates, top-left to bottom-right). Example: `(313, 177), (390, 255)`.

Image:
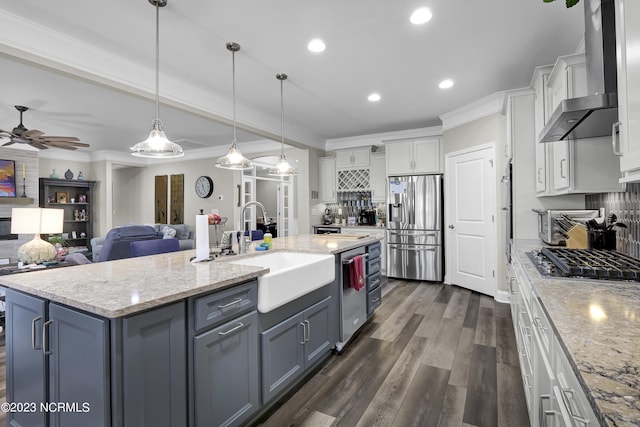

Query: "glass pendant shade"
(131, 119), (184, 158)
(216, 42), (253, 170)
(269, 73), (299, 177)
(131, 0), (183, 159)
(269, 155), (298, 176)
(215, 142), (253, 169)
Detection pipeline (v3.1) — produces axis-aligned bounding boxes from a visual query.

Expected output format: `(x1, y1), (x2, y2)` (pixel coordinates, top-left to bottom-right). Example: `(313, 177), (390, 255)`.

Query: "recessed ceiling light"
(410, 7), (433, 25)
(368, 93), (381, 102)
(307, 39), (326, 53)
(439, 79), (454, 89)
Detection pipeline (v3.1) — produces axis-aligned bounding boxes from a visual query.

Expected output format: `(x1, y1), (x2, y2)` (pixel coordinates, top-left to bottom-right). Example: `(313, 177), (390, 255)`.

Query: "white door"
(241, 176), (256, 231)
(277, 181), (294, 237)
(446, 144), (497, 297)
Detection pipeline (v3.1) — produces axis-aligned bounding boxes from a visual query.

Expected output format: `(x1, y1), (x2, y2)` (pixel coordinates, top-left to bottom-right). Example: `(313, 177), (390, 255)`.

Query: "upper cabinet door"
(370, 153), (386, 202)
(385, 140), (413, 174)
(412, 139), (440, 174)
(319, 157), (337, 203)
(616, 0), (640, 181)
(335, 147), (370, 169)
(386, 138), (441, 175)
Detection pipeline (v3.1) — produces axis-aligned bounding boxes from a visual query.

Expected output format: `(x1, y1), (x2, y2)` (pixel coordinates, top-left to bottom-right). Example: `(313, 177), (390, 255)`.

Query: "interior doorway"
(243, 156), (295, 237)
(445, 143), (497, 297)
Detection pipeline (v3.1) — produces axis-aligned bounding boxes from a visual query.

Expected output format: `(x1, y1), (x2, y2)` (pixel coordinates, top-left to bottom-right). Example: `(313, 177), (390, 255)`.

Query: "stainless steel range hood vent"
(539, 93), (617, 142)
(539, 0), (617, 143)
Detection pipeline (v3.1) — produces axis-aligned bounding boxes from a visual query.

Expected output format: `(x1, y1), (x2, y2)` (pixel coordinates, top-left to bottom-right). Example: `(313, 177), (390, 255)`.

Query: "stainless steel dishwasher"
(336, 246), (368, 353)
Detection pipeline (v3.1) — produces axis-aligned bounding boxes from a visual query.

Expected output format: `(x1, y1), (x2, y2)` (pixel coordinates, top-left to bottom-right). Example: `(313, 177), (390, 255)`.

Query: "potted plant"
(48, 235), (69, 258)
(544, 0), (580, 7)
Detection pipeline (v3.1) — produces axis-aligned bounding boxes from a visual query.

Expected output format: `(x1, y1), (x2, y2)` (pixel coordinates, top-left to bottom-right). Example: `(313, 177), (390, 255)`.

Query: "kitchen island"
(512, 240), (640, 427)
(0, 233), (380, 427)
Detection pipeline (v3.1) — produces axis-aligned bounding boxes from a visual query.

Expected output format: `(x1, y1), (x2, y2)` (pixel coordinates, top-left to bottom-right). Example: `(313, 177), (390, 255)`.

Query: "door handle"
(31, 316), (42, 350)
(304, 320), (310, 342)
(537, 167), (543, 184)
(299, 322), (306, 345)
(42, 320), (54, 356)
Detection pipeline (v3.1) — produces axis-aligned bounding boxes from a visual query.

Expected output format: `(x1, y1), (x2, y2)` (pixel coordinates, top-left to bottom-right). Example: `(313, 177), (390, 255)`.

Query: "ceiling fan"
(0, 105), (90, 150)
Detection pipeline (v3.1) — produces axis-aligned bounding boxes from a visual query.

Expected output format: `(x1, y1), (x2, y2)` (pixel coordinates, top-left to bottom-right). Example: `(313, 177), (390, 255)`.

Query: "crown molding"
(325, 126), (442, 151)
(439, 91), (506, 131)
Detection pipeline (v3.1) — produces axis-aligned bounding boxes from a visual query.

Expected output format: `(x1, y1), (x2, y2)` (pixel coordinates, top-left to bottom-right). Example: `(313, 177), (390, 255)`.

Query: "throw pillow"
(161, 226), (177, 239)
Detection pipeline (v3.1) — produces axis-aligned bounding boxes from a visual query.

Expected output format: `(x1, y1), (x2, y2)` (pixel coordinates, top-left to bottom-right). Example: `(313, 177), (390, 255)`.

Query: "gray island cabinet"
(0, 234), (381, 427)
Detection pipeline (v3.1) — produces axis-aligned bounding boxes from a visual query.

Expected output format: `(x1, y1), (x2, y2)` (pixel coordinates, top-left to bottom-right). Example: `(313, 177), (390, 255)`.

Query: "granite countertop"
(0, 234), (380, 319)
(513, 240), (640, 427)
(313, 224), (386, 231)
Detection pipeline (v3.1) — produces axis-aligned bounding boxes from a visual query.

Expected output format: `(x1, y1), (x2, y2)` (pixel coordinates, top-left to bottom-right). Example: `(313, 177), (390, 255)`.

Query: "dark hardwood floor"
(0, 278), (529, 427)
(258, 278), (530, 427)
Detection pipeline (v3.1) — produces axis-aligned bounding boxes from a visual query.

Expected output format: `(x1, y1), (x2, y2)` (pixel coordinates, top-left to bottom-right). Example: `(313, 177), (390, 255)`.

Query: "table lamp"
(11, 208), (64, 264)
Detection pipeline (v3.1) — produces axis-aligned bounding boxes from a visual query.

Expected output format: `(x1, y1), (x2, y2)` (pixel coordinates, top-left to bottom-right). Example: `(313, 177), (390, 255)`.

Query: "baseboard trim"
(495, 290), (511, 304)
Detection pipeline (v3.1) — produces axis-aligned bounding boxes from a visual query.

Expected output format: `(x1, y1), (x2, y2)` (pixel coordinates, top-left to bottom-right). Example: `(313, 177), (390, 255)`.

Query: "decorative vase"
(64, 169), (74, 180)
(77, 171), (84, 180)
(50, 169), (58, 179)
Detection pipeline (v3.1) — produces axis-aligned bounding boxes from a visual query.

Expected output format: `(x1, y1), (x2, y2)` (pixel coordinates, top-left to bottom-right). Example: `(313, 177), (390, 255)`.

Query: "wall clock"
(195, 175), (214, 198)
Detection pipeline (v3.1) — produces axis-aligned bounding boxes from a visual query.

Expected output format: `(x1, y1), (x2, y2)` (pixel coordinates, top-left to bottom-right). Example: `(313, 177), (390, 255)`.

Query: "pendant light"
(268, 74), (299, 176)
(131, 0), (184, 158)
(215, 42), (253, 170)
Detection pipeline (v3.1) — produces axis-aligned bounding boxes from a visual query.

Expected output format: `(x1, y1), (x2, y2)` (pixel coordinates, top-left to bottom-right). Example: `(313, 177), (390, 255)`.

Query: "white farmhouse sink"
(229, 252), (335, 313)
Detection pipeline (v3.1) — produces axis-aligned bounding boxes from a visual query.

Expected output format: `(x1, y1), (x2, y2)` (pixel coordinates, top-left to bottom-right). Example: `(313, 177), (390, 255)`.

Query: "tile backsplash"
(586, 183), (640, 257)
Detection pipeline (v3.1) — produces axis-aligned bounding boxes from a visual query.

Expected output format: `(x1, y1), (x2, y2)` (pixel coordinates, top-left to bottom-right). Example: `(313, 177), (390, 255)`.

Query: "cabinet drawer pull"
(42, 320), (53, 356)
(560, 387), (590, 424)
(31, 316), (42, 350)
(218, 322), (244, 336)
(371, 297), (380, 303)
(304, 320), (310, 343)
(217, 298), (243, 309)
(539, 393), (551, 426)
(533, 317), (547, 330)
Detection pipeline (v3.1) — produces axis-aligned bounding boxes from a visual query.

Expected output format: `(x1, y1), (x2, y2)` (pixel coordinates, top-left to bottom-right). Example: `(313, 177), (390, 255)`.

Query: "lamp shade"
(11, 208), (64, 234)
(11, 208), (63, 264)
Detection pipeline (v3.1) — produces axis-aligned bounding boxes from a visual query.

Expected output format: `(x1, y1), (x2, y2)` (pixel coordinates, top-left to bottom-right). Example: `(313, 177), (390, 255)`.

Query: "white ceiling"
(0, 0), (584, 157)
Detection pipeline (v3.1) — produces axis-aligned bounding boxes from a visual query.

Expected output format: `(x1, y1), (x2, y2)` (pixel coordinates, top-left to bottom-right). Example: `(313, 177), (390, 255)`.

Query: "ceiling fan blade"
(41, 139), (89, 148)
(29, 140), (49, 150)
(22, 129), (44, 139)
(2, 141), (16, 147)
(40, 136), (81, 142)
(43, 142), (77, 150)
(0, 129), (16, 137)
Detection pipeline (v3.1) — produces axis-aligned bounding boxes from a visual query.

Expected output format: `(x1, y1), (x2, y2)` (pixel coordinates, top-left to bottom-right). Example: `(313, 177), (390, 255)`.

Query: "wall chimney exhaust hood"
(539, 0), (617, 143)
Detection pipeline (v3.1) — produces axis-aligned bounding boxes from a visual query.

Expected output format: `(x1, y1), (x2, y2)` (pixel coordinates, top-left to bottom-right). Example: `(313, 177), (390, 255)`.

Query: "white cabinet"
(385, 138), (440, 175)
(370, 153), (386, 202)
(530, 54), (621, 194)
(335, 147), (370, 169)
(615, 0), (640, 182)
(319, 157), (336, 203)
(511, 252), (599, 427)
(531, 65), (554, 194)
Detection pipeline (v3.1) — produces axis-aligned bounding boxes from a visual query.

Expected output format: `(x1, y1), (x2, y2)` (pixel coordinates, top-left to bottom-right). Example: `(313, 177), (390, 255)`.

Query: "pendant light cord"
(232, 49), (237, 144)
(154, 1), (161, 123)
(280, 77), (285, 157)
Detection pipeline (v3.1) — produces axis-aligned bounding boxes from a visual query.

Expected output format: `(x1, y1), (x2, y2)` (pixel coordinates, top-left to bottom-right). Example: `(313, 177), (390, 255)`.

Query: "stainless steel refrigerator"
(387, 174), (443, 281)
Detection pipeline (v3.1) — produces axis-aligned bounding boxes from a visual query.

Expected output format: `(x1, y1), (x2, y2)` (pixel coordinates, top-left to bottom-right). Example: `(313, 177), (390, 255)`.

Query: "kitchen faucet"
(239, 201), (270, 254)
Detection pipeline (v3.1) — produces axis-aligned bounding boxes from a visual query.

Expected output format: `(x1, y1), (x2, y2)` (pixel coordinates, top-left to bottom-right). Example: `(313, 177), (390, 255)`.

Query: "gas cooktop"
(527, 248), (640, 282)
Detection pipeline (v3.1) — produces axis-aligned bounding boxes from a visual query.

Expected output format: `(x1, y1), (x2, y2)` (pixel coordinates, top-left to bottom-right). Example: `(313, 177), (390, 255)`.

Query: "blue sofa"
(92, 223), (194, 262)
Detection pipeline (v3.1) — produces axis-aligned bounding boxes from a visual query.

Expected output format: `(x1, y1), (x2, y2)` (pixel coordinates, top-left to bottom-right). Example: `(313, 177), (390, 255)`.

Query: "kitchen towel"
(349, 255), (365, 291)
(193, 213), (210, 262)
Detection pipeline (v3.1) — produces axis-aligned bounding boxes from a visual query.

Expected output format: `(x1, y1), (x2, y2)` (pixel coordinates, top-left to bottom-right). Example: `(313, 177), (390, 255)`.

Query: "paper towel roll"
(194, 214), (210, 261)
